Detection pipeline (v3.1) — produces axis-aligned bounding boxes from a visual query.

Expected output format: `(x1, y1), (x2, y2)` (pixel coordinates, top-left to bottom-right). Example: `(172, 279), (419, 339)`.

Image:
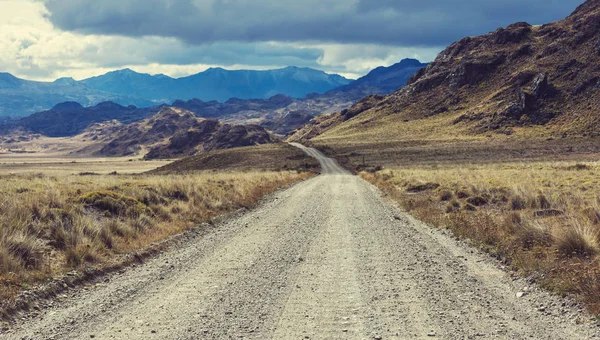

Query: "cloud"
(41, 0), (584, 46)
(0, 0), (584, 81)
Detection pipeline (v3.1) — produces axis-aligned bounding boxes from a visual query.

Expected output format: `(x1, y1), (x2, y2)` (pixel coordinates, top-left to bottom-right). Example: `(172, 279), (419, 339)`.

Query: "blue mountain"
(80, 66), (351, 103)
(0, 67), (351, 118)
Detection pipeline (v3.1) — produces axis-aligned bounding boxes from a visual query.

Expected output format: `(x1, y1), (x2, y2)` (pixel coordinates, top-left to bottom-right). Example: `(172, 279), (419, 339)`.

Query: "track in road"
(3, 144), (597, 339)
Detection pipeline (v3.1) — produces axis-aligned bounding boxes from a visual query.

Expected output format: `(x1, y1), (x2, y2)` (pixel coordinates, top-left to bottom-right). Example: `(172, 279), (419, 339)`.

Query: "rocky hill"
(291, 0), (600, 142)
(4, 102), (161, 137)
(85, 107), (274, 159)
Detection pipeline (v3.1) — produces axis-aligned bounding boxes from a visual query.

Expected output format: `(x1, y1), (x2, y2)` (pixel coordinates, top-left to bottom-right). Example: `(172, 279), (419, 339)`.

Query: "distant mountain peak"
(51, 101), (84, 110)
(54, 77), (77, 84)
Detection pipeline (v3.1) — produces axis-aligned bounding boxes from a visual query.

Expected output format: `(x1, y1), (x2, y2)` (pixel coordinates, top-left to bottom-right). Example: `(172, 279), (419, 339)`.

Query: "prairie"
(355, 150), (600, 313)
(0, 143), (316, 308)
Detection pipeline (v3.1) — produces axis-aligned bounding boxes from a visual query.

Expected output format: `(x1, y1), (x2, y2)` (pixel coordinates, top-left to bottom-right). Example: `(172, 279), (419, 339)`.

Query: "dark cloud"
(42, 0), (584, 47)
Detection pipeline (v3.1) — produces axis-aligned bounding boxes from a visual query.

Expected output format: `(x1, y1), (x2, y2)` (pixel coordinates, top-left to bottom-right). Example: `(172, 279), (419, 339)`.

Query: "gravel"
(2, 144), (598, 339)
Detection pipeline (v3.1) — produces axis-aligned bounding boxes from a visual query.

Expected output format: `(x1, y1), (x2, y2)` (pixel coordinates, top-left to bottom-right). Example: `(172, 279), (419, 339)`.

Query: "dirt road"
(3, 145), (598, 339)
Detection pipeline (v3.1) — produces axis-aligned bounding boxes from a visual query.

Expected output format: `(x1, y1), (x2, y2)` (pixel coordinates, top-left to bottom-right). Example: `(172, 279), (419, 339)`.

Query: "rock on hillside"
(144, 119), (275, 159)
(293, 0), (600, 141)
(92, 107), (274, 158)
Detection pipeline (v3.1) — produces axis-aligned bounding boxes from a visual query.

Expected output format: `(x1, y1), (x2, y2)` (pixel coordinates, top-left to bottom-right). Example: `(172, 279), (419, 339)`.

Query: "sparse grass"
(0, 170), (312, 302)
(153, 143), (319, 174)
(361, 159), (600, 313)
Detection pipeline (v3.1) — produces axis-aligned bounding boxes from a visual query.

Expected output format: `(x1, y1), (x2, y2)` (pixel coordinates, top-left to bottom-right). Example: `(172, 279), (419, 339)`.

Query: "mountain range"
(291, 0), (600, 143)
(2, 59), (427, 137)
(0, 67), (350, 118)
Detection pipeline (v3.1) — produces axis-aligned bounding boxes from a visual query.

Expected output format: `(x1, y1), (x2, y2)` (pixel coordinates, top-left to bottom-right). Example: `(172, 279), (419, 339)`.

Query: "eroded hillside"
(292, 0), (600, 143)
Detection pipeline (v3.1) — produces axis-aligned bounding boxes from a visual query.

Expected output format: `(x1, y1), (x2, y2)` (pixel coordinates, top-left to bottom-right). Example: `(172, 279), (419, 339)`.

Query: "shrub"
(463, 203), (477, 211)
(456, 190), (470, 199)
(406, 182), (440, 193)
(0, 231), (47, 273)
(466, 196), (488, 207)
(510, 195), (527, 210)
(537, 194), (551, 209)
(76, 191), (148, 217)
(555, 222), (599, 258)
(446, 200), (461, 213)
(439, 190), (453, 201)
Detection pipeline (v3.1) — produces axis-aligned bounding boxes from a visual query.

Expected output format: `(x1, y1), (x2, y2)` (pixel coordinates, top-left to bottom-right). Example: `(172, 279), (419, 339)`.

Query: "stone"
(531, 73), (549, 97)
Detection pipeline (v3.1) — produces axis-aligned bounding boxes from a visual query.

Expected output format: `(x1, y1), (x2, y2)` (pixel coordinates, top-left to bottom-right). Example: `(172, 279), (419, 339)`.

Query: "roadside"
(307, 138), (600, 314)
(1, 144), (597, 339)
(0, 143), (317, 320)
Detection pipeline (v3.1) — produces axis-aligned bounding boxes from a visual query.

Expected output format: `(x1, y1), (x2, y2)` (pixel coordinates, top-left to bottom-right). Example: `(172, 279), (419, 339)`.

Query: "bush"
(76, 191), (149, 217)
(406, 182), (440, 193)
(555, 223), (599, 258)
(463, 203), (477, 211)
(439, 190), (453, 201)
(446, 200), (460, 213)
(456, 190), (470, 199)
(510, 195), (527, 210)
(466, 196), (488, 207)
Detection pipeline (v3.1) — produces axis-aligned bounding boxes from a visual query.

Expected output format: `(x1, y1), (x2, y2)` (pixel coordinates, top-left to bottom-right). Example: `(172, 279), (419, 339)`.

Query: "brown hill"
(291, 0), (600, 143)
(144, 119), (275, 159)
(85, 107), (274, 158)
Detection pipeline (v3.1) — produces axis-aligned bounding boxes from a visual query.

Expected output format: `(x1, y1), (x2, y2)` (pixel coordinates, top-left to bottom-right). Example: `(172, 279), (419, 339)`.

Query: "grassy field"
(354, 149), (600, 313)
(0, 144), (316, 308)
(153, 143), (319, 174)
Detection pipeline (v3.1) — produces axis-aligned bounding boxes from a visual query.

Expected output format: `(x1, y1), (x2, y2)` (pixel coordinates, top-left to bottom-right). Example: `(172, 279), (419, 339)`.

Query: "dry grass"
(0, 170), (312, 302)
(361, 160), (600, 312)
(153, 143), (320, 174)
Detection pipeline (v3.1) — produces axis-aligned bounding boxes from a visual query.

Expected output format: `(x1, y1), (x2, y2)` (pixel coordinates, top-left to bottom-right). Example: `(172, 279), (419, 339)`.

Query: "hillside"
(80, 107), (275, 158)
(292, 0), (600, 143)
(4, 102), (161, 137)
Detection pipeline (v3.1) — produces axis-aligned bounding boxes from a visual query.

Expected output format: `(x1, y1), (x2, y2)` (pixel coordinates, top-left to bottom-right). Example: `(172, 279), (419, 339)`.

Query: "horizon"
(2, 58), (426, 83)
(0, 0), (584, 82)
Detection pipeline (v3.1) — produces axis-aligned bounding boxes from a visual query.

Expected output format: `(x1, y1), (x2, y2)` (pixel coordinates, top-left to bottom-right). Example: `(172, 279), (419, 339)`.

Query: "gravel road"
(3, 144), (599, 339)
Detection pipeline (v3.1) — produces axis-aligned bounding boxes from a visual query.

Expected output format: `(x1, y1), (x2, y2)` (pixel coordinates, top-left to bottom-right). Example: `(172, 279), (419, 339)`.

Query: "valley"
(4, 0), (600, 337)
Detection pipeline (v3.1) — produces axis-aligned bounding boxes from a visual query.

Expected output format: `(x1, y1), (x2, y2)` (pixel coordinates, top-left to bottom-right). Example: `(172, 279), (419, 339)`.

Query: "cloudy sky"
(0, 0), (584, 81)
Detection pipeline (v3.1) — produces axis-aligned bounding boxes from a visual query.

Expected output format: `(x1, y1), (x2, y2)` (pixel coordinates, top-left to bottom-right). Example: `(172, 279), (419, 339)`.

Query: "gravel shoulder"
(2, 145), (598, 339)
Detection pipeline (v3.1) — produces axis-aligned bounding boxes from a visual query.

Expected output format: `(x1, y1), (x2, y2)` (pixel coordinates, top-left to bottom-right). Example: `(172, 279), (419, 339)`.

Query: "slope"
(82, 107), (275, 158)
(293, 0), (600, 144)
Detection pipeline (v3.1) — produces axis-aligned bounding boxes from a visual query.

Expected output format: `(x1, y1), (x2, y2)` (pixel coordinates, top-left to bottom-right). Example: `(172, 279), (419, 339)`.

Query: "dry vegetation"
(0, 169), (312, 304)
(361, 159), (600, 312)
(153, 143), (320, 174)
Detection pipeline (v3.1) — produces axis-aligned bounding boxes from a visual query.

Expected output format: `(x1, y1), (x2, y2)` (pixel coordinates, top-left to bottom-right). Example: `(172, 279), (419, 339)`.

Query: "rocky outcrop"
(144, 119), (274, 159)
(293, 0), (600, 140)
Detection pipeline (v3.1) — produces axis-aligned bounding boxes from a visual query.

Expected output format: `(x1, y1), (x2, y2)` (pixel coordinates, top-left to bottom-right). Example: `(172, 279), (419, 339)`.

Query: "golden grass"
(361, 160), (600, 312)
(0, 170), (312, 302)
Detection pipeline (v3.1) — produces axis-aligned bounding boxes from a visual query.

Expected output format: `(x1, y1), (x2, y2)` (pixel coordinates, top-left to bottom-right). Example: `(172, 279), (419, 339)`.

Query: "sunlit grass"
(361, 160), (600, 312)
(0, 170), (312, 301)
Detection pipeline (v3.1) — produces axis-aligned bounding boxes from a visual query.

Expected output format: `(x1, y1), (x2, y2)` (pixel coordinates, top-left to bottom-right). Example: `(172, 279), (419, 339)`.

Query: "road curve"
(3, 144), (597, 339)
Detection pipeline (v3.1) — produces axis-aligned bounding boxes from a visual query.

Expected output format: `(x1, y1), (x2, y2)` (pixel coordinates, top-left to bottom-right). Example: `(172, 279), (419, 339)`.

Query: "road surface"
(3, 144), (597, 339)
